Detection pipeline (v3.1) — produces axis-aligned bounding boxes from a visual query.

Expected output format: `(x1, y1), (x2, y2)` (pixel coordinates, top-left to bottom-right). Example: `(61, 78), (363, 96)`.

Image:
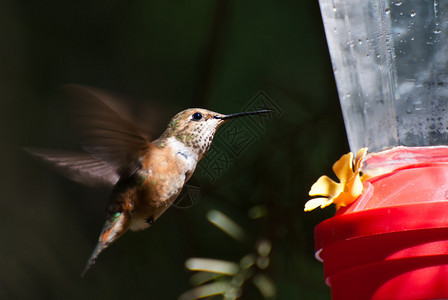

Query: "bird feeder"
(314, 0), (448, 298)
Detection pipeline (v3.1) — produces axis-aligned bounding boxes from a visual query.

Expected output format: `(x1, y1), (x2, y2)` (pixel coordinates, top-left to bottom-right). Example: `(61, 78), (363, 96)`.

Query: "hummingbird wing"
(64, 85), (152, 179)
(24, 148), (119, 186)
(81, 210), (131, 277)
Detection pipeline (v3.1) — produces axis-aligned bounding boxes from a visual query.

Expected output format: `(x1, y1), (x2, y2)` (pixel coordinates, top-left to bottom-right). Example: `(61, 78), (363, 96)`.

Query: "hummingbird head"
(158, 108), (270, 157)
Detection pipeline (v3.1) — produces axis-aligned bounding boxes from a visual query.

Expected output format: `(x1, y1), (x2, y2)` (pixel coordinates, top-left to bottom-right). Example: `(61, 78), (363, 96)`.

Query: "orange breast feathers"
(140, 146), (189, 205)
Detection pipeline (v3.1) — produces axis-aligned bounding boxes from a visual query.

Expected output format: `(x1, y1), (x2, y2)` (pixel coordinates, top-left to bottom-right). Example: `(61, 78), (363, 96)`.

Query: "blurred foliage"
(181, 211), (276, 299)
(1, 0), (349, 299)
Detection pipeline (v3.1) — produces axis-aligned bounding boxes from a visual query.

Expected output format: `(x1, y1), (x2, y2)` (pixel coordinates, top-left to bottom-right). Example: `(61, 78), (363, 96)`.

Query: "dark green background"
(1, 0), (348, 299)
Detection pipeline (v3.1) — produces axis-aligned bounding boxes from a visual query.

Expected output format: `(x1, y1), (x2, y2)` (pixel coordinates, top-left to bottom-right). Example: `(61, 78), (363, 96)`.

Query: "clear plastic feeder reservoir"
(319, 0), (448, 152)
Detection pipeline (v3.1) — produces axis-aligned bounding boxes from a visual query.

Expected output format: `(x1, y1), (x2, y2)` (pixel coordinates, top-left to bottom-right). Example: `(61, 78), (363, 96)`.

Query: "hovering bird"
(26, 86), (270, 276)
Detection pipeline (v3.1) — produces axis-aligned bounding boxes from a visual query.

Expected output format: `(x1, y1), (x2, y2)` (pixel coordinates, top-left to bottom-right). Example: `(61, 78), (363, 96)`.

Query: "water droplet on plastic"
(394, 0), (402, 6)
(434, 27), (442, 34)
(414, 101), (423, 111)
(385, 8), (391, 14)
(410, 37), (415, 41)
(410, 10), (416, 17)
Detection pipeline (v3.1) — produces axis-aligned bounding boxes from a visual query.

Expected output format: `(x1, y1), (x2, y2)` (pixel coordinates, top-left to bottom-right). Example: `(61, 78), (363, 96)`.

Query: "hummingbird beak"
(215, 109), (271, 121)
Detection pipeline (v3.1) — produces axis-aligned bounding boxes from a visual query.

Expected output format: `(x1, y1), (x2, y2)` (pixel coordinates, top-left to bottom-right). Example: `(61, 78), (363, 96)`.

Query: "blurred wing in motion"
(62, 85), (153, 179)
(24, 148), (119, 186)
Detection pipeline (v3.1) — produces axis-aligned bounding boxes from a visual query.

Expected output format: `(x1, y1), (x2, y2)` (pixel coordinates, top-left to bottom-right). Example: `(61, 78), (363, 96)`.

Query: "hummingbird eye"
(191, 112), (203, 121)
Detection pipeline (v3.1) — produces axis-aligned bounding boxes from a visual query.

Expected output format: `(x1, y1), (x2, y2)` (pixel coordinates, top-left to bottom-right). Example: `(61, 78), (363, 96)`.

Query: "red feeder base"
(314, 147), (448, 300)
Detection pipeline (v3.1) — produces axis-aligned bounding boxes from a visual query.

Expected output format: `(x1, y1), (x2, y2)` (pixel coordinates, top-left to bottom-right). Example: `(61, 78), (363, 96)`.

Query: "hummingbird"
(25, 86), (270, 277)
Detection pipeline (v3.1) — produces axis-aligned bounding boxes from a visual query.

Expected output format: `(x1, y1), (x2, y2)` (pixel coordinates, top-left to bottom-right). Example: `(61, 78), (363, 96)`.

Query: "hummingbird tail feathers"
(81, 211), (130, 277)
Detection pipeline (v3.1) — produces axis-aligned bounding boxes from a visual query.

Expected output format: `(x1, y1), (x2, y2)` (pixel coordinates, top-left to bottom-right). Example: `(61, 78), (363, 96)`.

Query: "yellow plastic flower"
(304, 148), (368, 212)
